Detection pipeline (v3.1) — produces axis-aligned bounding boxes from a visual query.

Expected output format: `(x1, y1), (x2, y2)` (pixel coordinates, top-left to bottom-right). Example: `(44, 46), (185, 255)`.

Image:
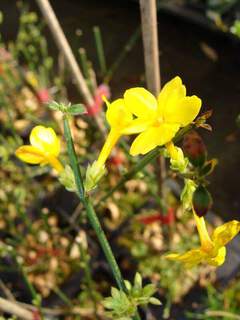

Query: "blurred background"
(1, 1), (240, 319)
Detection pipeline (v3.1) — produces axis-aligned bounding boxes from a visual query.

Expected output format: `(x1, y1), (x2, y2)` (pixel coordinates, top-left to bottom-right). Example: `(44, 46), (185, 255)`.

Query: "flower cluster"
(86, 76), (201, 188)
(15, 76), (240, 269)
(166, 212), (240, 268)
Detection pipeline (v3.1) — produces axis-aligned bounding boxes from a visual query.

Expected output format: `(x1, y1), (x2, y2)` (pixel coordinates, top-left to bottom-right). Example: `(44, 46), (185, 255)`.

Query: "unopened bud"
(193, 185), (212, 217)
(58, 165), (76, 192)
(85, 161), (106, 192)
(183, 131), (207, 167)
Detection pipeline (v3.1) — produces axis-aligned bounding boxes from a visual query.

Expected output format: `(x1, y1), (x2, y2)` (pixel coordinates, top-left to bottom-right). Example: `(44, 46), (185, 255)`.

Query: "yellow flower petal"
(30, 125), (60, 156)
(124, 87), (157, 119)
(15, 145), (45, 164)
(96, 129), (121, 167)
(193, 212), (214, 252)
(106, 99), (133, 129)
(121, 118), (151, 135)
(130, 123), (180, 156)
(157, 76), (186, 115)
(163, 95), (202, 126)
(212, 220), (240, 249)
(47, 155), (64, 173)
(206, 246), (226, 267)
(166, 248), (205, 268)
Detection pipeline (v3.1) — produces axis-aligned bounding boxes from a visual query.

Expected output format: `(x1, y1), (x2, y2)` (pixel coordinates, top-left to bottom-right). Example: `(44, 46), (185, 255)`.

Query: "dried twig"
(206, 310), (240, 319)
(35, 0), (106, 135)
(139, 0), (166, 195)
(139, 0), (161, 95)
(0, 297), (34, 320)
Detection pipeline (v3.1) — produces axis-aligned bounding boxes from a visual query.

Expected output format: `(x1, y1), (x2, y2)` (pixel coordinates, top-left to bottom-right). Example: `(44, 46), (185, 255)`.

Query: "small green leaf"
(142, 284), (156, 297)
(149, 297), (162, 305)
(48, 101), (61, 110)
(103, 297), (114, 309)
(124, 280), (132, 291)
(68, 104), (86, 115)
(111, 287), (120, 299)
(134, 272), (142, 289)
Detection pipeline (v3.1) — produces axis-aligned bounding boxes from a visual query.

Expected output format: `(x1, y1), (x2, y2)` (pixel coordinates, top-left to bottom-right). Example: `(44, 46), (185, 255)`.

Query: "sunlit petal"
(163, 95), (202, 126)
(206, 246), (226, 267)
(124, 87), (158, 118)
(30, 125), (60, 156)
(121, 118), (151, 135)
(130, 123), (180, 156)
(157, 76), (186, 115)
(166, 248), (205, 268)
(106, 99), (133, 129)
(212, 220), (240, 249)
(15, 145), (45, 164)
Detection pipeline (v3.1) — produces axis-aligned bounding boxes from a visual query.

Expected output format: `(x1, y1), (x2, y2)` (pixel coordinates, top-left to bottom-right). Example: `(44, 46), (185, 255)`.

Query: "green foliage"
(58, 165), (77, 192)
(103, 273), (161, 319)
(187, 283), (240, 319)
(85, 161), (106, 192)
(48, 101), (86, 115)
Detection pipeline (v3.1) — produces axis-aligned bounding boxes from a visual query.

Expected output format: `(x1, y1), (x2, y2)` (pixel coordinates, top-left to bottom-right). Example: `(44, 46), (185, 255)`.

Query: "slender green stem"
(52, 286), (73, 307)
(21, 266), (38, 300)
(104, 27), (141, 83)
(97, 124), (193, 206)
(79, 48), (94, 94)
(79, 245), (99, 319)
(93, 26), (107, 75)
(63, 116), (140, 320)
(79, 48), (90, 80)
(98, 147), (160, 205)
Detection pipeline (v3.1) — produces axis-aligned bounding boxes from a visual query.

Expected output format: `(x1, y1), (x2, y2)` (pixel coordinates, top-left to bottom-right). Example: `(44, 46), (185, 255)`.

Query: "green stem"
(63, 116), (140, 320)
(79, 244), (99, 319)
(104, 27), (141, 83)
(79, 48), (94, 94)
(93, 26), (107, 75)
(97, 124), (193, 205)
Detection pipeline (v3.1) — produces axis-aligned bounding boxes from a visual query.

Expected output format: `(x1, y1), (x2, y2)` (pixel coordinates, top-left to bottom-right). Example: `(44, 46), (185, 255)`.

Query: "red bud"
(183, 131), (207, 167)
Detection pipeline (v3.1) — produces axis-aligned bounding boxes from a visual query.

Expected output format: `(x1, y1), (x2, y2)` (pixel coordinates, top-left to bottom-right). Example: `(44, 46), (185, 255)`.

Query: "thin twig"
(35, 0), (92, 105)
(139, 0), (166, 197)
(206, 310), (240, 319)
(0, 297), (34, 320)
(139, 0), (160, 95)
(0, 280), (16, 302)
(35, 0), (106, 135)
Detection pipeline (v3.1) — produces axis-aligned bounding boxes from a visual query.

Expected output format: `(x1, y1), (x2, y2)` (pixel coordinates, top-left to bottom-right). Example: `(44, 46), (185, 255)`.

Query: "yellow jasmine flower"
(123, 76), (202, 156)
(85, 97), (147, 191)
(15, 125), (63, 173)
(166, 212), (240, 268)
(96, 97), (148, 168)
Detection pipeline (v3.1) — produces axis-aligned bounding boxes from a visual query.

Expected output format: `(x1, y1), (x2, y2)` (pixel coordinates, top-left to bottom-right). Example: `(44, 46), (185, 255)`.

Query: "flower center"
(153, 117), (163, 127)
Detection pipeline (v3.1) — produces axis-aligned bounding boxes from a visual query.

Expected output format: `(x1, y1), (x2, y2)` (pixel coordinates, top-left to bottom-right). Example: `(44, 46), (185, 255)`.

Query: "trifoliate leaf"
(68, 104), (86, 115)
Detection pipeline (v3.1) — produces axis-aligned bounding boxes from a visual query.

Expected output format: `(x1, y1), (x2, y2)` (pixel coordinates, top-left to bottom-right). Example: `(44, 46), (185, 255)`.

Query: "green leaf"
(149, 297), (162, 305)
(111, 287), (120, 299)
(68, 104), (86, 115)
(48, 101), (61, 111)
(124, 280), (132, 291)
(134, 272), (142, 290)
(103, 297), (114, 309)
(142, 284), (156, 297)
